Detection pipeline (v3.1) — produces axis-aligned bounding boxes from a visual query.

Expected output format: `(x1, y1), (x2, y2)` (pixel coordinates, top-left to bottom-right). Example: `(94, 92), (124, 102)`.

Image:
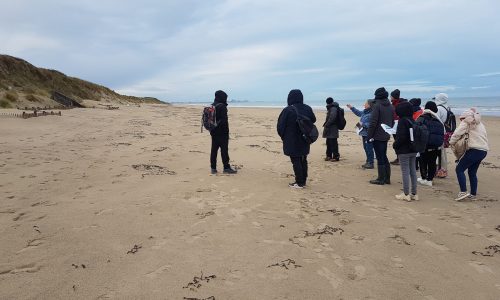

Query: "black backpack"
(201, 103), (221, 132)
(336, 107), (347, 130)
(409, 118), (430, 153)
(439, 105), (456, 133)
(291, 105), (318, 144)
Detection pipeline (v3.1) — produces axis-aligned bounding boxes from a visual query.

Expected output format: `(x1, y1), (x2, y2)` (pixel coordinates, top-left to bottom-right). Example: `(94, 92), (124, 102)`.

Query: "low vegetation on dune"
(0, 54), (165, 108)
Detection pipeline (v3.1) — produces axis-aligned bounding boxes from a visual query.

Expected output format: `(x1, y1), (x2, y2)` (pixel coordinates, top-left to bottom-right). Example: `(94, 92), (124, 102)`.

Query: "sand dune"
(1, 105), (499, 299)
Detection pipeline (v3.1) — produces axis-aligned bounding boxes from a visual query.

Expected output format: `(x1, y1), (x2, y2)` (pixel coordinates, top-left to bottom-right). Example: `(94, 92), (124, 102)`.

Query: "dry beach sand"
(1, 105), (500, 299)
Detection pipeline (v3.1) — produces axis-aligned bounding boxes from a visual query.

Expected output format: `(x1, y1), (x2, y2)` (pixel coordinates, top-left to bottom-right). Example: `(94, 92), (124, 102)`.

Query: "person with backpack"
(434, 93), (455, 178)
(416, 101), (444, 187)
(322, 97), (340, 161)
(347, 100), (375, 169)
(277, 89), (317, 189)
(367, 87), (395, 185)
(207, 90), (237, 175)
(449, 108), (488, 201)
(392, 101), (419, 201)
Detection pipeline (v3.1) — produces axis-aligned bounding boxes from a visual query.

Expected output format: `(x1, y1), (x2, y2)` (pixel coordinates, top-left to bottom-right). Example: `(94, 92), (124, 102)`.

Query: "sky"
(1, 0), (500, 103)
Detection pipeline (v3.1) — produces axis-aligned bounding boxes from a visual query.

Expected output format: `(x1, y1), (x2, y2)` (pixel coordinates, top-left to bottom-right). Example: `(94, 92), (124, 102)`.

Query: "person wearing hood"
(367, 87), (395, 185)
(209, 90), (237, 174)
(434, 93), (451, 178)
(322, 97), (340, 161)
(277, 89), (316, 189)
(392, 101), (418, 201)
(416, 101), (444, 187)
(409, 98), (424, 120)
(449, 108), (489, 201)
(347, 100), (375, 169)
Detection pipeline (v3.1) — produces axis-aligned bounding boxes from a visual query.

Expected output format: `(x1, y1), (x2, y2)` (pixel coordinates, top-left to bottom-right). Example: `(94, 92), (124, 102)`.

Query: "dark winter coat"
(393, 102), (416, 155)
(367, 97), (394, 142)
(417, 109), (445, 150)
(322, 103), (339, 139)
(277, 90), (316, 157)
(210, 98), (229, 136)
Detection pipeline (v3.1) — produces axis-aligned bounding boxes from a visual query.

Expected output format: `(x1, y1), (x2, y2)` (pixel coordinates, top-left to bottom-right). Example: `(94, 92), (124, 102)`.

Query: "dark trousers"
(372, 140), (389, 166)
(290, 156), (308, 186)
(456, 149), (487, 195)
(326, 138), (339, 158)
(420, 149), (440, 181)
(210, 134), (230, 170)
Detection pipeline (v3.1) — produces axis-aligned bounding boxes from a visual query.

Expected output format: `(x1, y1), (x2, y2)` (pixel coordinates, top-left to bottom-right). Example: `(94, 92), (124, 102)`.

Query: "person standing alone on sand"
(367, 87), (395, 185)
(347, 100), (375, 169)
(209, 90), (237, 174)
(392, 101), (419, 201)
(322, 97), (340, 161)
(277, 89), (316, 189)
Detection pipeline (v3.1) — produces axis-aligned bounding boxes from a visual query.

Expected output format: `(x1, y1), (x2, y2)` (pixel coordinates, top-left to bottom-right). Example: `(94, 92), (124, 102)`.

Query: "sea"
(172, 96), (500, 116)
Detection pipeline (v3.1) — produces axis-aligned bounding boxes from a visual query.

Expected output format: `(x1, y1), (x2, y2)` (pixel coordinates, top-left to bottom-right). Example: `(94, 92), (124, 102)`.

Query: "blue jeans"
(456, 149), (487, 195)
(372, 140), (389, 166)
(362, 136), (374, 164)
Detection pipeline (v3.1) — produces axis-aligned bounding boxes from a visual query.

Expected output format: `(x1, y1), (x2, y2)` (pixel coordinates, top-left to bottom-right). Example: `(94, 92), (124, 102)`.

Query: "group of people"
(206, 88), (489, 201)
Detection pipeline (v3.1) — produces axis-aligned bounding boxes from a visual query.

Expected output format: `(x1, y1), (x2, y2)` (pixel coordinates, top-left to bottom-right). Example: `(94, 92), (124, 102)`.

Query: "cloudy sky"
(1, 0), (500, 102)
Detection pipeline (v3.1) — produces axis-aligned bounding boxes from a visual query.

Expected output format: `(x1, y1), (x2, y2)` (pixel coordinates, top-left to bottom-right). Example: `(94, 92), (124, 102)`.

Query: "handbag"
(451, 126), (470, 160)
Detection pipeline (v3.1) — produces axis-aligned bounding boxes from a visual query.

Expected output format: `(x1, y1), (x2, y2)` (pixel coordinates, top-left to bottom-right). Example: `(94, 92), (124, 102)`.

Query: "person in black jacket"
(417, 101), (444, 187)
(322, 97), (340, 161)
(367, 87), (395, 185)
(393, 101), (418, 201)
(210, 90), (237, 174)
(277, 89), (316, 189)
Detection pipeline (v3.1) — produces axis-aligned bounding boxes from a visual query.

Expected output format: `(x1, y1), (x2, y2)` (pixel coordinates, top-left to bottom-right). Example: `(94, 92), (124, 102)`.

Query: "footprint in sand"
(391, 256), (404, 268)
(417, 226), (433, 234)
(0, 263), (41, 275)
(146, 264), (171, 278)
(424, 240), (449, 251)
(17, 238), (44, 253)
(317, 267), (342, 289)
(347, 265), (366, 280)
(468, 261), (494, 274)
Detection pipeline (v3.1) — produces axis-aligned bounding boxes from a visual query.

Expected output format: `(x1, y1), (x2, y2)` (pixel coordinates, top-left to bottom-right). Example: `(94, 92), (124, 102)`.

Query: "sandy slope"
(0, 105), (499, 299)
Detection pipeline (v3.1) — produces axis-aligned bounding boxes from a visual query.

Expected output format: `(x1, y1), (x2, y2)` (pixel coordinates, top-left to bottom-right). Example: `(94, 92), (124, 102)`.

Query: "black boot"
(369, 164), (386, 185)
(385, 164), (391, 184)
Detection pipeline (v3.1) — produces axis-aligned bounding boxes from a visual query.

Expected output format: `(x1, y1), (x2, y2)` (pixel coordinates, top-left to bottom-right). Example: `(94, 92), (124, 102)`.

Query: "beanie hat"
(390, 89), (400, 99)
(326, 97), (334, 104)
(374, 87), (388, 99)
(214, 90), (228, 103)
(409, 98), (421, 107)
(424, 101), (438, 113)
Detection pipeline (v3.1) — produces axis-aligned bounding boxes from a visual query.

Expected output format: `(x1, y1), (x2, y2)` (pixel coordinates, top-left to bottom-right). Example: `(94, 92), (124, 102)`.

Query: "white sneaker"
(411, 194), (419, 201)
(395, 193), (412, 201)
(288, 182), (304, 189)
(455, 192), (470, 201)
(421, 180), (433, 187)
(417, 177), (423, 183)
